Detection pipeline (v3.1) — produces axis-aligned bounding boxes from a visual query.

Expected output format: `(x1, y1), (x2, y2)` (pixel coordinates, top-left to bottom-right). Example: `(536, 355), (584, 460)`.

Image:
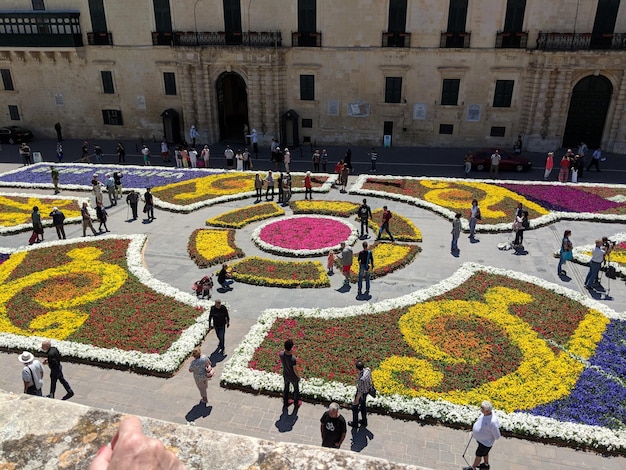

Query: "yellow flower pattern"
(373, 286), (608, 412)
(0, 195), (81, 227)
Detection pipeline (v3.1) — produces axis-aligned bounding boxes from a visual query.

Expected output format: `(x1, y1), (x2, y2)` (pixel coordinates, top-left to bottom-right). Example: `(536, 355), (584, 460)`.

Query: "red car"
(470, 149), (532, 172)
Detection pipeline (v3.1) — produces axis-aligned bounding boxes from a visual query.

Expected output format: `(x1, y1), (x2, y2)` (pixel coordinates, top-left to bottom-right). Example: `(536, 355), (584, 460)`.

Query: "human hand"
(89, 416), (186, 470)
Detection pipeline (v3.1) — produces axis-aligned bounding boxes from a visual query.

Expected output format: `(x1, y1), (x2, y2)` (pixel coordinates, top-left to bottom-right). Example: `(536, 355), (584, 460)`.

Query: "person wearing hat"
(104, 173), (117, 206)
(50, 165), (60, 194)
(91, 174), (103, 206)
(19, 351), (44, 396)
(49, 206), (66, 240)
(42, 340), (74, 400)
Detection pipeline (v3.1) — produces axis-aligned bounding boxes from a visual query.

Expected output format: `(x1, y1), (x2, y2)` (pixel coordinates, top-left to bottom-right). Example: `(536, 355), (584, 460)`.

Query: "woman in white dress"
(236, 149), (244, 171)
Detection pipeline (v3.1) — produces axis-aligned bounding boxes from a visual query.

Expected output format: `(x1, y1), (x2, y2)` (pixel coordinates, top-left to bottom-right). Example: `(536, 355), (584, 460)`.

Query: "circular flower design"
(252, 215), (358, 257)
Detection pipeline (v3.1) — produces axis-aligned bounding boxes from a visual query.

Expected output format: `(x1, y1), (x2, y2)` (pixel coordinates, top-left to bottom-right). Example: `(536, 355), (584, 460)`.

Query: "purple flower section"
(528, 319), (626, 429)
(0, 163), (223, 190)
(500, 184), (622, 213)
(0, 253), (8, 265)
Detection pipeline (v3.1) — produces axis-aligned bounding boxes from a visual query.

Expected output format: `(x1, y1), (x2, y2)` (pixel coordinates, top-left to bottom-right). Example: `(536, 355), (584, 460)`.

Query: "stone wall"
(0, 390), (429, 470)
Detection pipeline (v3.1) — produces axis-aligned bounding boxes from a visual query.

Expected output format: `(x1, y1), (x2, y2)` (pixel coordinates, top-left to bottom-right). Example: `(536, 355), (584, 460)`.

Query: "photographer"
(584, 239), (606, 290)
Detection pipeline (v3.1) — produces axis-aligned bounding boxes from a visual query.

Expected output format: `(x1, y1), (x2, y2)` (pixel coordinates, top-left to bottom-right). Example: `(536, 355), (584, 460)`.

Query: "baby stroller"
(193, 275), (213, 299)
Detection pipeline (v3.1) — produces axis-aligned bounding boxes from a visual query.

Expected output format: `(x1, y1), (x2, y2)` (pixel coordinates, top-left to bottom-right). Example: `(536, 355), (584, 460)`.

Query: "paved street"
(0, 158), (625, 469)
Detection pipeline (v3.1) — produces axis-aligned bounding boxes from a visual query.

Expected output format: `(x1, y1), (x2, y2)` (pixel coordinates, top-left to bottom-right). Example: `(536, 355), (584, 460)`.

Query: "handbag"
(205, 361), (215, 379)
(368, 384), (377, 398)
(562, 250), (573, 261)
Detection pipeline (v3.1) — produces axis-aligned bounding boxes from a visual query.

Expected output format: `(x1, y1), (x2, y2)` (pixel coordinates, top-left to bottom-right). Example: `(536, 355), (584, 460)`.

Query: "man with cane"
(463, 400), (500, 470)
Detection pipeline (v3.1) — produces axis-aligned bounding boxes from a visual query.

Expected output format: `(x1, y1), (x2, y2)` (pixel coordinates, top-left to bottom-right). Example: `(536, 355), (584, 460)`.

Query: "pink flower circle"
(259, 216), (353, 251)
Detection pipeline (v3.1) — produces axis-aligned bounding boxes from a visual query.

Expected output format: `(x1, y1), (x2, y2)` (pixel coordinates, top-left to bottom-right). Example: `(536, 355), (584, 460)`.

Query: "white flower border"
(0, 191), (89, 235)
(251, 214), (359, 257)
(571, 231), (626, 277)
(350, 174), (626, 233)
(222, 262), (626, 451)
(0, 163), (338, 213)
(0, 234), (215, 374)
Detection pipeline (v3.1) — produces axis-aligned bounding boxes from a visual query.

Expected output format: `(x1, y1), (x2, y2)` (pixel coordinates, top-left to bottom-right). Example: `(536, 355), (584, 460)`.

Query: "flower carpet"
(290, 200), (360, 217)
(0, 192), (85, 234)
(339, 243), (421, 282)
(222, 263), (626, 452)
(368, 209), (423, 242)
(188, 228), (245, 268)
(206, 202), (284, 228)
(0, 235), (211, 375)
(352, 175), (626, 232)
(252, 215), (358, 257)
(230, 256), (329, 288)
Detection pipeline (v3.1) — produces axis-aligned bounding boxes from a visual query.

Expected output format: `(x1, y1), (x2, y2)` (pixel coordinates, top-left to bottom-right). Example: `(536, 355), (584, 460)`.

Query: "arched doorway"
(216, 72), (249, 141)
(562, 75), (612, 148)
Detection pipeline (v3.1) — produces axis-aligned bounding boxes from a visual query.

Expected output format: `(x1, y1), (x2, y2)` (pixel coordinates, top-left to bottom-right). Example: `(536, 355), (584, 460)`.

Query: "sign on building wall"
(347, 101), (370, 117)
(413, 103), (427, 120)
(466, 104), (481, 122)
(54, 94), (64, 106)
(136, 95), (146, 110)
(327, 100), (339, 116)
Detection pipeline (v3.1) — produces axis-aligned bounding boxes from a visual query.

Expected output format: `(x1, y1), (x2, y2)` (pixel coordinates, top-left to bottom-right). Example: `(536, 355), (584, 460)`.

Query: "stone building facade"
(1, 0), (626, 152)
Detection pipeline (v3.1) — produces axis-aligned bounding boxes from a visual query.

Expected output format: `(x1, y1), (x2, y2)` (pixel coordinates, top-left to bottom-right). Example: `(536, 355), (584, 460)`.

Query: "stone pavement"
(0, 162), (624, 469)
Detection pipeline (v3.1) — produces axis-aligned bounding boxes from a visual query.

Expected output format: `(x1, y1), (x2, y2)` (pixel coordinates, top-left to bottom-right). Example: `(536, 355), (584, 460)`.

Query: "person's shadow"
(350, 426), (374, 452)
(210, 350), (228, 364)
(336, 283), (351, 293)
(274, 406), (299, 432)
(185, 403), (212, 422)
(356, 292), (372, 301)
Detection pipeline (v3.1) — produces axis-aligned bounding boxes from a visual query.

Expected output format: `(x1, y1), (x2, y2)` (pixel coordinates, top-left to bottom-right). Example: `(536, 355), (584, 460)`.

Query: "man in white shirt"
(584, 239), (606, 290)
(489, 150), (501, 179)
(464, 400), (501, 470)
(19, 351), (44, 396)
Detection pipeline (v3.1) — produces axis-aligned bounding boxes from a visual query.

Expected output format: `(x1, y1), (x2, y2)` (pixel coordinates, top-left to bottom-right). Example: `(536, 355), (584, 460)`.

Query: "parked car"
(0, 126), (34, 144)
(470, 148), (532, 172)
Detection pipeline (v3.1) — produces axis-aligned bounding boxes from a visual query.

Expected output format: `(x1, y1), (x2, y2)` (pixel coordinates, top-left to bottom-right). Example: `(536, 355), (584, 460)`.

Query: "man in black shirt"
(357, 241), (374, 296)
(279, 339), (300, 408)
(209, 299), (230, 354)
(143, 187), (155, 221)
(41, 340), (74, 400)
(320, 402), (346, 448)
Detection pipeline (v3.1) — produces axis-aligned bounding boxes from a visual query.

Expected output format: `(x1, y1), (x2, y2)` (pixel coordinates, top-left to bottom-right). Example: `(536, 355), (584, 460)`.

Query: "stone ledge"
(0, 390), (430, 470)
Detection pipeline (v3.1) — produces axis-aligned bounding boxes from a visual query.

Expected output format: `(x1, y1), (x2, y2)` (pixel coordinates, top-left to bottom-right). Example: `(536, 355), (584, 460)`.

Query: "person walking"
(49, 207), (66, 240)
(224, 145), (234, 170)
(368, 147), (378, 172)
(81, 202), (98, 237)
(96, 201), (109, 233)
(246, 129), (258, 157)
(469, 199), (481, 241)
(312, 149), (321, 172)
(558, 152), (571, 183)
(349, 360), (373, 428)
(93, 144), (103, 164)
(55, 142), (64, 163)
(281, 172), (291, 206)
(126, 189), (139, 220)
(143, 187), (154, 221)
(188, 346), (211, 404)
(489, 150), (500, 179)
(104, 173), (117, 206)
(190, 125), (199, 148)
(304, 171), (313, 200)
(254, 172), (263, 202)
(91, 174), (103, 206)
(31, 206), (44, 243)
(141, 145), (151, 166)
(340, 163), (350, 193)
(464, 151), (473, 177)
(41, 340), (74, 400)
(19, 351), (44, 396)
(265, 170), (275, 200)
(160, 138), (171, 163)
(358, 199), (373, 238)
(344, 148), (352, 172)
(81, 141), (90, 163)
(544, 152), (554, 180)
(451, 212), (462, 254)
(512, 210), (529, 247)
(321, 149), (328, 172)
(340, 241), (353, 286)
(376, 206), (395, 242)
(320, 403), (347, 448)
(209, 299), (230, 354)
(587, 147), (602, 172)
(19, 143), (33, 165)
(558, 230), (573, 277)
(113, 171), (123, 199)
(463, 401), (501, 470)
(50, 165), (60, 194)
(283, 148), (291, 173)
(54, 122), (63, 141)
(357, 241), (374, 296)
(279, 339), (301, 408)
(201, 145), (210, 168)
(116, 142), (126, 164)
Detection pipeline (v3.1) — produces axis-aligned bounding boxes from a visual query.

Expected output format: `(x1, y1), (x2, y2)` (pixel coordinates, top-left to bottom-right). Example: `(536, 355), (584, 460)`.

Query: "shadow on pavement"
(350, 426), (374, 452)
(185, 403), (212, 422)
(275, 406), (299, 433)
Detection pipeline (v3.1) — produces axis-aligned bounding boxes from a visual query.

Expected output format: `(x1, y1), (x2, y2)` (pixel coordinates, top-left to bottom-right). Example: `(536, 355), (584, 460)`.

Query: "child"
(327, 250), (335, 275)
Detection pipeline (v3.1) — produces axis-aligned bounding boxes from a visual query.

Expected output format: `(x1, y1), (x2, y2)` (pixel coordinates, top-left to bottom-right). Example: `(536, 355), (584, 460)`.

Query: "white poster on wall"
(413, 103), (427, 120)
(466, 104), (481, 122)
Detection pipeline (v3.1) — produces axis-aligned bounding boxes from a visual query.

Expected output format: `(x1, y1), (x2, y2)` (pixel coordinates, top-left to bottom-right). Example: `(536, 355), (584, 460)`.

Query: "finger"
(114, 415), (144, 448)
(88, 444), (112, 470)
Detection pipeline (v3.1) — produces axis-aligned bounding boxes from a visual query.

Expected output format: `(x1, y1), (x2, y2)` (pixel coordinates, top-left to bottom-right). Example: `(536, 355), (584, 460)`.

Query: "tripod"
(597, 250), (614, 300)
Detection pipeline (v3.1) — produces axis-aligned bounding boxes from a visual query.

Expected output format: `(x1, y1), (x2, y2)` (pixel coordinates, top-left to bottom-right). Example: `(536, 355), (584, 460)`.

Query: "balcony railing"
(440, 31), (471, 48)
(87, 31), (113, 46)
(382, 31), (411, 47)
(0, 12), (83, 47)
(167, 30), (281, 47)
(292, 31), (322, 47)
(535, 32), (626, 50)
(495, 31), (528, 49)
